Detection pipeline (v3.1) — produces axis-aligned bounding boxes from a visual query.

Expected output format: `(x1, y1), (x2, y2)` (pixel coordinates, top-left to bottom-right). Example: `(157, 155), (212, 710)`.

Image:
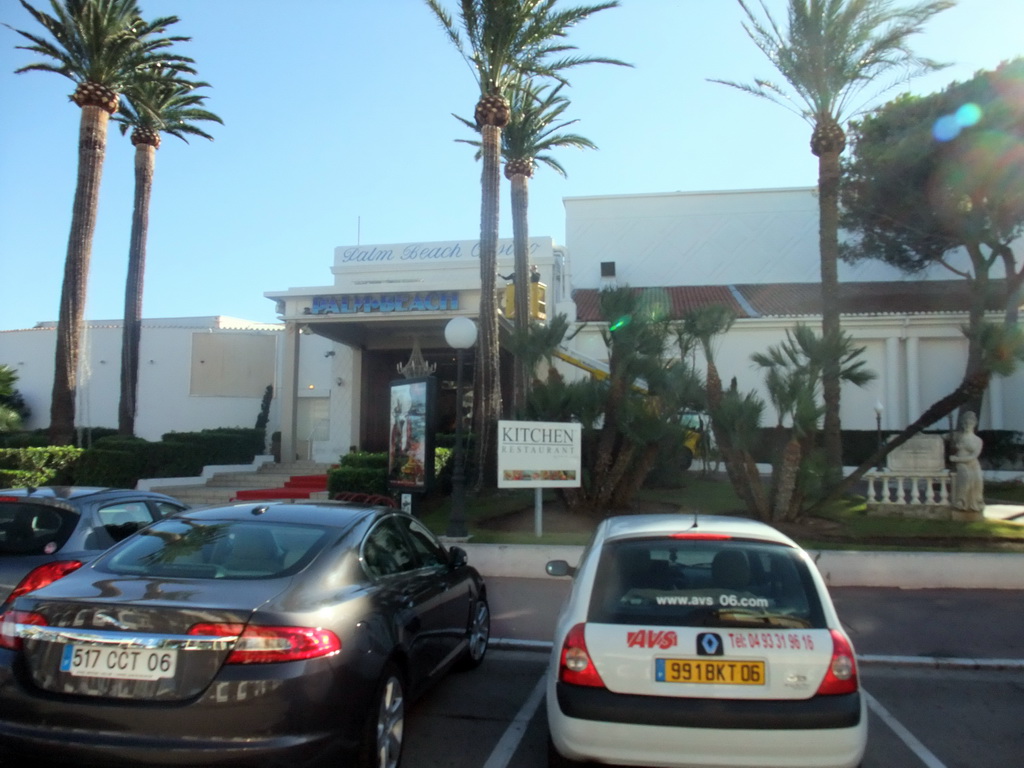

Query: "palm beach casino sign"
(310, 291), (459, 315)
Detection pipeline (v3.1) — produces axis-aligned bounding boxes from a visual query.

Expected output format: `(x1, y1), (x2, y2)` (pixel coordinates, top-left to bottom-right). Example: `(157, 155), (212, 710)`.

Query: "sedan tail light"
(816, 629), (859, 696)
(8, 560), (84, 603)
(188, 623), (341, 663)
(0, 610), (48, 651)
(557, 623), (605, 688)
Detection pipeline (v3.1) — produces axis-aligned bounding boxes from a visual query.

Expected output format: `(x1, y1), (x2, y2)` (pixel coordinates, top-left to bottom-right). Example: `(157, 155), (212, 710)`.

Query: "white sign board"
(497, 420), (582, 489)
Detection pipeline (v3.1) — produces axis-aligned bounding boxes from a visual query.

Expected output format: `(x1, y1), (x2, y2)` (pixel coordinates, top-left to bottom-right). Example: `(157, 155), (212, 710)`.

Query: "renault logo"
(697, 632), (723, 656)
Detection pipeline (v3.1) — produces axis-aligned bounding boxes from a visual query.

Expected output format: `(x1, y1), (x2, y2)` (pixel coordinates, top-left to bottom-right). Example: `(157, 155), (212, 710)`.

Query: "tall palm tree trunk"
(473, 123), (503, 489)
(51, 104), (110, 445)
(817, 143), (844, 474)
(510, 171), (530, 413)
(119, 142), (156, 436)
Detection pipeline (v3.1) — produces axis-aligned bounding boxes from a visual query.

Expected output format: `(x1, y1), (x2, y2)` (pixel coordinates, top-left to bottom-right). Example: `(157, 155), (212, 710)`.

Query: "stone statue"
(950, 411), (985, 513)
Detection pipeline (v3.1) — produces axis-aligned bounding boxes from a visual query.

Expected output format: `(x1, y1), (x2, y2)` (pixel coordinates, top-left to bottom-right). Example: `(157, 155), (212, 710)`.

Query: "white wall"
(565, 187), (993, 290)
(0, 318), (325, 444)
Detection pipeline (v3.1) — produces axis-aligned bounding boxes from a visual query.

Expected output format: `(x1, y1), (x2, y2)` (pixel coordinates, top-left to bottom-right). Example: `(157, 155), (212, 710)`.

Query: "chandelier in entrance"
(397, 337), (436, 379)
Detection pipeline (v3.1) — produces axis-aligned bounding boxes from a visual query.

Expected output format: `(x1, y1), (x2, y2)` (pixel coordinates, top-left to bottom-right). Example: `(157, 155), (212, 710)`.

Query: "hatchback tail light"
(8, 560), (84, 604)
(0, 610), (48, 651)
(816, 629), (859, 695)
(557, 623), (605, 688)
(188, 623), (341, 663)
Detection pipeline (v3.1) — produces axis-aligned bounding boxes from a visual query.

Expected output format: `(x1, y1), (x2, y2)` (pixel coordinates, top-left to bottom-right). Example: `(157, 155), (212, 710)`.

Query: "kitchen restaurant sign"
(497, 420), (582, 489)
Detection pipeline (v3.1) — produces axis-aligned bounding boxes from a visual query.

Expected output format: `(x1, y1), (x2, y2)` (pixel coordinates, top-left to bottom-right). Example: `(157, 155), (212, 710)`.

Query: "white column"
(987, 374), (1004, 429)
(885, 337), (901, 428)
(280, 322), (300, 463)
(906, 336), (920, 422)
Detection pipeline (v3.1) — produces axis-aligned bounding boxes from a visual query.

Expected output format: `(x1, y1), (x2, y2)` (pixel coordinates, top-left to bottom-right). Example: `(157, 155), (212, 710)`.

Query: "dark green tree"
(712, 0), (952, 474)
(113, 74), (221, 436)
(10, 0), (195, 445)
(526, 288), (704, 514)
(840, 58), (1024, 418)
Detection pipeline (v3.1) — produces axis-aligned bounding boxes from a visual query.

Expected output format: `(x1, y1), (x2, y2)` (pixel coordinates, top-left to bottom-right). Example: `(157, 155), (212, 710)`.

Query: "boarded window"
(190, 333), (276, 397)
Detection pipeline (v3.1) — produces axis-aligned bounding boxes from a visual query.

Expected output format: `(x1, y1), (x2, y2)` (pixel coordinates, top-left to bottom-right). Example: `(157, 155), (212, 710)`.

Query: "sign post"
(497, 420), (582, 537)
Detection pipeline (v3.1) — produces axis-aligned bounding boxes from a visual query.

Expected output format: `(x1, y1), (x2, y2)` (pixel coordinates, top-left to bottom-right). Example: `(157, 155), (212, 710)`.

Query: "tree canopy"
(840, 57), (1024, 315)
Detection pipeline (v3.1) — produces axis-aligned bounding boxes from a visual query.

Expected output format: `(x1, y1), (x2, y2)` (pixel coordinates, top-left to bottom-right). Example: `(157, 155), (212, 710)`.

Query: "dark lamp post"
(874, 401), (884, 471)
(445, 317), (477, 538)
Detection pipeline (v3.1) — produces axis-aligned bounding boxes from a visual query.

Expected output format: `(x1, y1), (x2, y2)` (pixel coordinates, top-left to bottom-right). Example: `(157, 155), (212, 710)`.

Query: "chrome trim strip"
(17, 624), (239, 652)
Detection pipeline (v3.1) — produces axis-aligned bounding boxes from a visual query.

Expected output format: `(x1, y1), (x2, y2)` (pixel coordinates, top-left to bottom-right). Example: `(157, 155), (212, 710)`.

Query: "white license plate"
(60, 644), (178, 681)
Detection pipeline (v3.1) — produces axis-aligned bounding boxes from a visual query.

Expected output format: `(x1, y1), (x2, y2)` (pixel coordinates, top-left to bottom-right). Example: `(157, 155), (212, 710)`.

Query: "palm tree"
(113, 76), (221, 436)
(711, 0), (951, 474)
(0, 365), (24, 433)
(457, 79), (597, 412)
(10, 0), (195, 445)
(425, 0), (625, 487)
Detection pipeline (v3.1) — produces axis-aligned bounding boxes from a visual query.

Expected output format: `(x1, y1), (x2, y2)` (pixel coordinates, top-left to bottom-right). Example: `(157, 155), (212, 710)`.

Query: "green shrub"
(339, 451), (388, 469)
(328, 466), (388, 497)
(74, 449), (143, 488)
(0, 446), (83, 487)
(158, 428), (265, 476)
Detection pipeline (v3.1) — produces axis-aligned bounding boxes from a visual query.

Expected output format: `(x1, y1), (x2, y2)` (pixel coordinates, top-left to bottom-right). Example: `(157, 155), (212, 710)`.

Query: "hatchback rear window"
(98, 519), (332, 579)
(0, 502), (78, 556)
(587, 537), (826, 629)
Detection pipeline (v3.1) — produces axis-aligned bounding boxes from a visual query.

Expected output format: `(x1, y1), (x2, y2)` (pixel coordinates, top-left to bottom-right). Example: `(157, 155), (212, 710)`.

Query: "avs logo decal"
(627, 629), (678, 649)
(697, 632), (724, 656)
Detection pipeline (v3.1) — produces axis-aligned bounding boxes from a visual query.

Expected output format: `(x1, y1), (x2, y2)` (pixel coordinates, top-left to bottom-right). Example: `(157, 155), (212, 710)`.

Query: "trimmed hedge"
(0, 446), (83, 488)
(329, 452), (389, 497)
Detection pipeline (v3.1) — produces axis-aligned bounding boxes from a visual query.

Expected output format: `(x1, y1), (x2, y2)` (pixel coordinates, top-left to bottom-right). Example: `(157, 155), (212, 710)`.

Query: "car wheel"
(359, 663), (405, 768)
(548, 735), (587, 767)
(457, 594), (490, 671)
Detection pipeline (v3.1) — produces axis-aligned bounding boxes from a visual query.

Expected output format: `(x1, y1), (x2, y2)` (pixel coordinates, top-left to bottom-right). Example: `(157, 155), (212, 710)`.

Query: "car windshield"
(98, 518), (333, 580)
(0, 502), (78, 556)
(587, 537), (827, 629)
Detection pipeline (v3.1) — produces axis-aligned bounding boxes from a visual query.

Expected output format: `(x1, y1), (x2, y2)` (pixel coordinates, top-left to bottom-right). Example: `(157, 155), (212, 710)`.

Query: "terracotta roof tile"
(574, 280), (1014, 321)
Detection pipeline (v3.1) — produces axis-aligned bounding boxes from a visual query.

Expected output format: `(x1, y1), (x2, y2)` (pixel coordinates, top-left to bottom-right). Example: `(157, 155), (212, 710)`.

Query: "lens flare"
(932, 114), (961, 142)
(956, 103), (983, 128)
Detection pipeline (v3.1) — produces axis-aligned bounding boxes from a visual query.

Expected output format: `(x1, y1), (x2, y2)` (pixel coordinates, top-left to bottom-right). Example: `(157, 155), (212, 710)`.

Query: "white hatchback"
(545, 514), (867, 768)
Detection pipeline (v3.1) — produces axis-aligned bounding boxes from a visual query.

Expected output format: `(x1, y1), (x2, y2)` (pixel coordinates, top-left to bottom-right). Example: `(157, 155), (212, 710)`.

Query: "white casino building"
(2, 187), (1020, 464)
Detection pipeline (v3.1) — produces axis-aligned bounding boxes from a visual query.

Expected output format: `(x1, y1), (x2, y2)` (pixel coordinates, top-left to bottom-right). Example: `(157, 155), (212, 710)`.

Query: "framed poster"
(387, 377), (436, 492)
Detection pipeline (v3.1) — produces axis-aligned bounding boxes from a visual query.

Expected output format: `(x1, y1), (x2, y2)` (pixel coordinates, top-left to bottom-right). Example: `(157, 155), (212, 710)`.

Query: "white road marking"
(863, 688), (948, 768)
(481, 674), (547, 768)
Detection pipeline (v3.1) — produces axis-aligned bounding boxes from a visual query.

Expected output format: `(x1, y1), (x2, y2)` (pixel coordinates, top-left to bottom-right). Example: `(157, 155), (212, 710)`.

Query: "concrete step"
(147, 462), (334, 507)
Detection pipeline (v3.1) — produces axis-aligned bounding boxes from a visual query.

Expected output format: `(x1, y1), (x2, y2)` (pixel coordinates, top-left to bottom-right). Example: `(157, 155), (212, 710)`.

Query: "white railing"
(864, 470), (952, 507)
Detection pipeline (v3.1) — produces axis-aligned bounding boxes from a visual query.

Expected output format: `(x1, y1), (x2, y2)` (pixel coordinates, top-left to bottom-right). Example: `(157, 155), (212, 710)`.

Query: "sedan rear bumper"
(556, 681), (862, 729)
(549, 685), (867, 768)
(0, 718), (348, 768)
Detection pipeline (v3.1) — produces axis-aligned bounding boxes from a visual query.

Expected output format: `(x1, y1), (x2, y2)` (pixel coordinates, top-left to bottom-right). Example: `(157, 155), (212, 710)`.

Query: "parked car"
(0, 486), (189, 609)
(545, 514), (867, 768)
(0, 500), (489, 768)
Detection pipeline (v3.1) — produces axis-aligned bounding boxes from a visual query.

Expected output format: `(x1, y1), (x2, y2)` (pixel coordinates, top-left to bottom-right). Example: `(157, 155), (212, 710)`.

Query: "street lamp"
(445, 317), (478, 538)
(874, 401), (885, 471)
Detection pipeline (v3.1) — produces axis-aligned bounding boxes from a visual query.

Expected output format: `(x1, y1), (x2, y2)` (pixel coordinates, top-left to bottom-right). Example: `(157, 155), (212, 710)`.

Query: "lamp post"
(445, 317), (478, 538)
(874, 401), (884, 471)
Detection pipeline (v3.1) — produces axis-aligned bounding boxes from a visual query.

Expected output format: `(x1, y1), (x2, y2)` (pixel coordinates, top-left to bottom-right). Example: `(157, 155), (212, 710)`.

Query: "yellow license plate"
(656, 658), (765, 685)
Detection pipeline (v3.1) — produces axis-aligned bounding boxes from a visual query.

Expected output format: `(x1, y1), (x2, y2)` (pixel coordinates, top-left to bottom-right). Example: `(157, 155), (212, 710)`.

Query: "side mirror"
(546, 559), (575, 578)
(448, 545), (468, 569)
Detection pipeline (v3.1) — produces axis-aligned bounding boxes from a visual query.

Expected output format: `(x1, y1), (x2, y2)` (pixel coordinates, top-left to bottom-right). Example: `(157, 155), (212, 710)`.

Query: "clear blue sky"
(1, 0), (1021, 330)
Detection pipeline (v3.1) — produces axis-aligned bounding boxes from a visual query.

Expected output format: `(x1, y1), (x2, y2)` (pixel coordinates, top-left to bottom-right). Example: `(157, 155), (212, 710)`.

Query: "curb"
(461, 543), (1024, 589)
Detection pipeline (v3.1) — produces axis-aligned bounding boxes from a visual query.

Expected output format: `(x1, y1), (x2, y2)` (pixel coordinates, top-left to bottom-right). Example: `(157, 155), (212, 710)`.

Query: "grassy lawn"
(420, 475), (1024, 552)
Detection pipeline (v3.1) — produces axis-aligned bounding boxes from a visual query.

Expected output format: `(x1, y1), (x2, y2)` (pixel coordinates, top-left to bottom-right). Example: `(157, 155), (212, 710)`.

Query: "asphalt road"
(3, 581), (1021, 767)
(403, 649), (1024, 768)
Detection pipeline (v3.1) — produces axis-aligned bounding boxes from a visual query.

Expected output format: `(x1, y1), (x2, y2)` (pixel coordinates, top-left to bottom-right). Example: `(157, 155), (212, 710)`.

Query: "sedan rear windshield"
(587, 537), (827, 629)
(98, 519), (333, 579)
(0, 502), (78, 556)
